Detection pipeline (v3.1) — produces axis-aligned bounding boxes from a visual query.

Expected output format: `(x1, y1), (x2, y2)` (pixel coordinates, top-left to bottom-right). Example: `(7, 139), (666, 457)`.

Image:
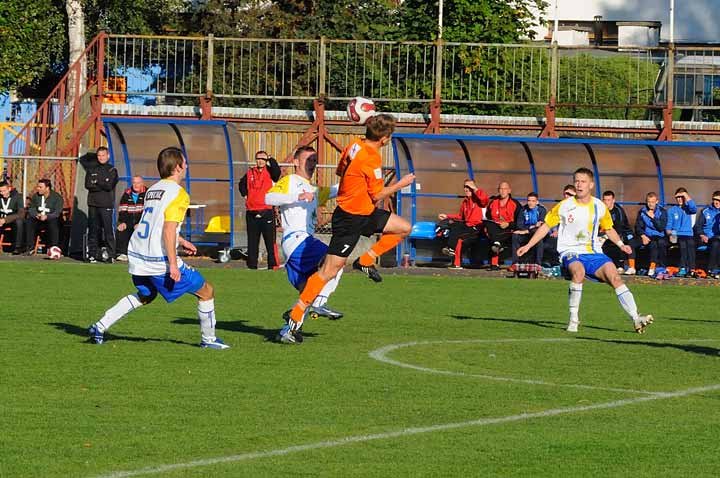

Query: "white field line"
(95, 383), (720, 478)
(94, 338), (720, 478)
(369, 338), (662, 395)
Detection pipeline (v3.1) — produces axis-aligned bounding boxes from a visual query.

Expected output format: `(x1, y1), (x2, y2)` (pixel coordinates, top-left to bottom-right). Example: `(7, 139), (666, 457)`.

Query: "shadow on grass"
(450, 315), (621, 333)
(49, 322), (195, 347)
(172, 318), (319, 342)
(578, 336), (720, 358)
(666, 317), (719, 325)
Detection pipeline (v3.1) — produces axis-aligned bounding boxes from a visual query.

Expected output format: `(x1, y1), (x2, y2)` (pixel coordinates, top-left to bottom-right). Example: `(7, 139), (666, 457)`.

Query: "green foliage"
(83, 0), (185, 36)
(0, 0), (65, 90)
(397, 0), (549, 42)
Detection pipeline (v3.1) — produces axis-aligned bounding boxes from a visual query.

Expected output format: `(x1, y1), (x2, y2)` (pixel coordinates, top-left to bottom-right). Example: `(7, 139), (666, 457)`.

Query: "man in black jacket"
(239, 151), (281, 269)
(601, 190), (639, 275)
(26, 179), (63, 253)
(85, 146), (119, 263)
(115, 175), (146, 261)
(0, 180), (25, 254)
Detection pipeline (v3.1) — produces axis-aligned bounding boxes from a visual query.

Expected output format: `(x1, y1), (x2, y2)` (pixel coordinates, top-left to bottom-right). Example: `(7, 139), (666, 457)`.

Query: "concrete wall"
(531, 0), (719, 43)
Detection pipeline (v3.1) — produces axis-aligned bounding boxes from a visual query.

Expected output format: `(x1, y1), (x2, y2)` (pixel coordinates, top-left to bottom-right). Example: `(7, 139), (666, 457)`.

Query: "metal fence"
(99, 34), (720, 116)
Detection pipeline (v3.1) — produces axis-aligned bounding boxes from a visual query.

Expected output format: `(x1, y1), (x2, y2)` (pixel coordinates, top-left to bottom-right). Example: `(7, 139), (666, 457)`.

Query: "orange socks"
(628, 258), (636, 269)
(359, 233), (403, 267)
(290, 273), (329, 322)
(454, 239), (464, 267)
(491, 255), (499, 266)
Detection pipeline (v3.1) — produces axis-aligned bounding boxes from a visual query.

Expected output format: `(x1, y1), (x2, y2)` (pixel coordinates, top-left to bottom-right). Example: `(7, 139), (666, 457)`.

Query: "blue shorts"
(561, 253), (612, 281)
(132, 264), (205, 303)
(285, 236), (328, 291)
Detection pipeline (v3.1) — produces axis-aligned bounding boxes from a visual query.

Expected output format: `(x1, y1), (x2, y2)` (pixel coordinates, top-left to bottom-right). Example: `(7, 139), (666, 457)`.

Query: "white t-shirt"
(544, 196), (614, 259)
(128, 179), (189, 276)
(265, 174), (337, 258)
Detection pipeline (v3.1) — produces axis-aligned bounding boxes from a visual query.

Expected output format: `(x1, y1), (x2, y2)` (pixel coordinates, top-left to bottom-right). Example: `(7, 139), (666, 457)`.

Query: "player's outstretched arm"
(372, 173), (416, 203)
(516, 223), (550, 257)
(163, 221), (182, 281)
(604, 227), (633, 255)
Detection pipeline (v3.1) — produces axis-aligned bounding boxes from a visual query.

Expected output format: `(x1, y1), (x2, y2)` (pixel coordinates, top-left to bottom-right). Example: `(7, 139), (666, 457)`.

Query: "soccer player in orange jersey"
(277, 113), (416, 344)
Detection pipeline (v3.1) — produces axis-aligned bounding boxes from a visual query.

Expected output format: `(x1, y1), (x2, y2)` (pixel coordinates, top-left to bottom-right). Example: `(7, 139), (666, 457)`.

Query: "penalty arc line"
(94, 383), (720, 478)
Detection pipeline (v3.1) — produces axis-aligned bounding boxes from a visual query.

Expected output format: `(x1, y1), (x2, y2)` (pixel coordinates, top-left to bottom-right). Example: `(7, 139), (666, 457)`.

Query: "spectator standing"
(601, 190), (639, 275)
(512, 192), (546, 265)
(239, 150), (281, 269)
(695, 191), (720, 278)
(635, 192), (668, 277)
(438, 178), (489, 269)
(0, 180), (25, 254)
(484, 181), (521, 270)
(115, 176), (146, 262)
(26, 179), (63, 253)
(86, 146), (119, 263)
(666, 187), (697, 277)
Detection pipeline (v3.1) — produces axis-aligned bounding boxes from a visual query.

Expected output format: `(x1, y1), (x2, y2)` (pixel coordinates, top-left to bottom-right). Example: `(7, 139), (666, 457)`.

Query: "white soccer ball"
(346, 96), (376, 125)
(47, 246), (62, 260)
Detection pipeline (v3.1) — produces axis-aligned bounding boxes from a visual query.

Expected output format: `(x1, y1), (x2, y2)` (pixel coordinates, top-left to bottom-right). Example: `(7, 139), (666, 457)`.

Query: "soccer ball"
(47, 246), (62, 260)
(346, 96), (376, 125)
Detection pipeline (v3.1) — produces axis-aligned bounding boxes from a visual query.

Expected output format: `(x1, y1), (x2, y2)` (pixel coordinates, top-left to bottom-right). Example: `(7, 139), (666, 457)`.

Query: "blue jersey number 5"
(137, 206), (154, 239)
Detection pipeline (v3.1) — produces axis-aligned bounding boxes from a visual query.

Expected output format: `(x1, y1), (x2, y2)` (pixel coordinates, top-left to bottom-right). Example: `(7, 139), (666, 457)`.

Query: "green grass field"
(2, 260), (720, 477)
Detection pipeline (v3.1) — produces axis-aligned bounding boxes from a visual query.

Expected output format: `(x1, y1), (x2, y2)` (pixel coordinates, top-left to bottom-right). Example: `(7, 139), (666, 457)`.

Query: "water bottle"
(401, 253), (411, 268)
(670, 230), (678, 244)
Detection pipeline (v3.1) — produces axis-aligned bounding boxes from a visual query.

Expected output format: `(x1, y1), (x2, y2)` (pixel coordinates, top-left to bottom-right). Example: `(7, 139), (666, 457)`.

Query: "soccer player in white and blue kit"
(88, 147), (229, 349)
(517, 168), (653, 334)
(265, 146), (344, 324)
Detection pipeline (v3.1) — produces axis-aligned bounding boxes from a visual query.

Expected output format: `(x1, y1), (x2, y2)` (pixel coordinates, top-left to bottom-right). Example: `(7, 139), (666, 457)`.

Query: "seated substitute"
(666, 187), (697, 277)
(26, 179), (64, 254)
(635, 192), (668, 277)
(601, 190), (640, 275)
(116, 175), (147, 262)
(511, 192), (546, 265)
(0, 180), (25, 254)
(438, 178), (489, 269)
(695, 191), (720, 279)
(484, 181), (522, 270)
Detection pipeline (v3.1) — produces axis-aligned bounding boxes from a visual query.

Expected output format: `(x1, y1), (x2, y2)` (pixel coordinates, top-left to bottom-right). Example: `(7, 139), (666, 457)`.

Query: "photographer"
(85, 146), (119, 263)
(239, 150), (281, 269)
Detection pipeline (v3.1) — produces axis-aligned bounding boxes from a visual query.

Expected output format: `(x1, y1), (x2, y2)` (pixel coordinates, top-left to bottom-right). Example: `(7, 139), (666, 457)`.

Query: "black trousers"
(512, 233), (543, 264)
(1, 219), (25, 251)
(88, 206), (116, 258)
(677, 236), (696, 269)
(602, 235), (640, 267)
(447, 222), (481, 250)
(27, 217), (60, 249)
(707, 237), (720, 271)
(646, 236), (668, 267)
(116, 216), (141, 255)
(246, 209), (277, 269)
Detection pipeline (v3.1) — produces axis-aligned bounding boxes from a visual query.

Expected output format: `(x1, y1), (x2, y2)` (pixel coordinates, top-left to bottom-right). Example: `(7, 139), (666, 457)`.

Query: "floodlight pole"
(438, 0), (444, 39)
(552, 0), (559, 43)
(669, 0), (675, 43)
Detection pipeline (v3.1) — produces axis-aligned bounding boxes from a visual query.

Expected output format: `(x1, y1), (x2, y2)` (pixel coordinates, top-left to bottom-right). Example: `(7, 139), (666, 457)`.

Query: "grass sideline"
(2, 260), (719, 477)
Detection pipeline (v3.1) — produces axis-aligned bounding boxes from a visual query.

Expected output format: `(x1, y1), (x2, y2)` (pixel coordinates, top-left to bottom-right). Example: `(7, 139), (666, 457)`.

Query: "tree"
(0, 0), (65, 91)
(396, 0), (548, 43)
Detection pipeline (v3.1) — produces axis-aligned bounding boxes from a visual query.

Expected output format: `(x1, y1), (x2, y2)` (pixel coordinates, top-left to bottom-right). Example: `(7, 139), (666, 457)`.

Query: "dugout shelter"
(392, 134), (720, 265)
(103, 118), (246, 250)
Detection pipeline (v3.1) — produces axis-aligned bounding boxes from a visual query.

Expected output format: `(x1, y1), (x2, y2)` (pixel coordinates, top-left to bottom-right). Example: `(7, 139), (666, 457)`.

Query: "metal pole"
(438, 0), (444, 40)
(553, 0), (559, 43)
(206, 34), (214, 96)
(669, 0), (675, 44)
(22, 158), (27, 201)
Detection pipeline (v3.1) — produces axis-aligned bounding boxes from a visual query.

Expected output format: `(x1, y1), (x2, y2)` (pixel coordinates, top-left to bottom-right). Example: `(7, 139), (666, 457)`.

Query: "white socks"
(198, 299), (217, 343)
(96, 294), (143, 332)
(615, 284), (639, 320)
(568, 283), (583, 322)
(312, 269), (343, 308)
